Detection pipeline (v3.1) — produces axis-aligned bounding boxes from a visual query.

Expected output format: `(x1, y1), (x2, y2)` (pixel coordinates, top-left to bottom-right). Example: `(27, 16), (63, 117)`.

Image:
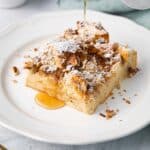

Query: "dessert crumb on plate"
(12, 66), (20, 76)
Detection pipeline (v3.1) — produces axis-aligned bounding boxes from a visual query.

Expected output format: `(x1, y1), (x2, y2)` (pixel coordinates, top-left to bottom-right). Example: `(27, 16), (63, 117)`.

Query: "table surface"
(0, 0), (149, 149)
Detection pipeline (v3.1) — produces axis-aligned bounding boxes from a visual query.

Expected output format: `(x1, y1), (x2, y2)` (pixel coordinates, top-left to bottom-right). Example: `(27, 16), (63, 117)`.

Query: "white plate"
(0, 10), (150, 145)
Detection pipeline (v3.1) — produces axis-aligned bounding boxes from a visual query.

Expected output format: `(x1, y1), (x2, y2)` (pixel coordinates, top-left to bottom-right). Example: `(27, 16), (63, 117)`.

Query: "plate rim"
(0, 9), (150, 145)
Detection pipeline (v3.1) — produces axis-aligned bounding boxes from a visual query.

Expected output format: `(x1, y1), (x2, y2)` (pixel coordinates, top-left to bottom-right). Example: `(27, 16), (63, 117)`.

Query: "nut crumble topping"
(24, 21), (133, 93)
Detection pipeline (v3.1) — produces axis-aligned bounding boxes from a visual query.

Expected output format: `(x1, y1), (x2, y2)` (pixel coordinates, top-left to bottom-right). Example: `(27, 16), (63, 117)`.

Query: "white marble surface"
(0, 0), (149, 149)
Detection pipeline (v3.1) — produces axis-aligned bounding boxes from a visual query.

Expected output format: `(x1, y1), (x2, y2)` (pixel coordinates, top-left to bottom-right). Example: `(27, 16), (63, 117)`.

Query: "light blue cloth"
(59, 0), (150, 29)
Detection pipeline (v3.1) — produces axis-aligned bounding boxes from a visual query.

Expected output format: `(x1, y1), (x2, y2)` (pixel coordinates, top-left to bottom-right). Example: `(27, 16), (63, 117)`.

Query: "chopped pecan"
(24, 61), (33, 69)
(105, 109), (116, 119)
(123, 98), (131, 104)
(12, 66), (20, 76)
(68, 54), (78, 66)
(128, 67), (139, 77)
(99, 113), (106, 118)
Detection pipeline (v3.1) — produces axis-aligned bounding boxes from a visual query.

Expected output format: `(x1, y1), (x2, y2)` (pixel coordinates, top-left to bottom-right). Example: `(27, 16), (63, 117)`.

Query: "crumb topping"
(51, 40), (81, 54)
(24, 21), (123, 93)
(63, 21), (109, 43)
(77, 21), (108, 41)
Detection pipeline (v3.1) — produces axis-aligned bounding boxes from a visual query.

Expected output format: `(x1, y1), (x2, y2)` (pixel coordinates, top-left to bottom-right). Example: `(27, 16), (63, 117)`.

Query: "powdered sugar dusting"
(40, 65), (57, 73)
(24, 21), (123, 92)
(52, 40), (80, 54)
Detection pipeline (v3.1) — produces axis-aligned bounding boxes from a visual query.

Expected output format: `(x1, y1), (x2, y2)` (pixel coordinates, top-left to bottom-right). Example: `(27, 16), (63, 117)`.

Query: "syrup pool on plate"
(35, 92), (65, 109)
